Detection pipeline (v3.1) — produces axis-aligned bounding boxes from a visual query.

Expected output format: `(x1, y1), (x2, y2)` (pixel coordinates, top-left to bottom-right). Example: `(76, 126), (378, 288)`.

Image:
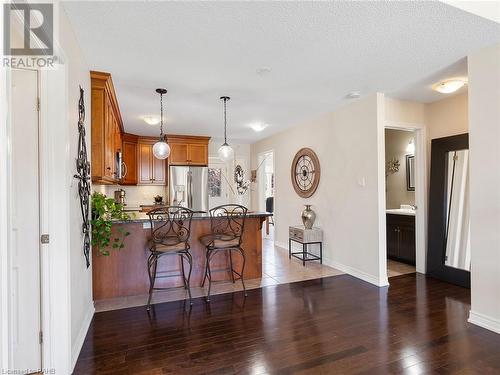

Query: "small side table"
(289, 226), (323, 266)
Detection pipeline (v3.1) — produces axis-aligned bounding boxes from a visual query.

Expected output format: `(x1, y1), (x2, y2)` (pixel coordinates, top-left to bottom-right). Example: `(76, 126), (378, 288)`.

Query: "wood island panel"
(92, 216), (265, 300)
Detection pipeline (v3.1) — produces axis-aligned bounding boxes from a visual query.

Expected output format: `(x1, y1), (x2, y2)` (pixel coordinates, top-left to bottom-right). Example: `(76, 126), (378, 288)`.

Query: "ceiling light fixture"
(152, 88), (170, 160)
(406, 139), (415, 154)
(218, 96), (234, 161)
(432, 79), (467, 94)
(256, 66), (272, 76)
(346, 91), (361, 99)
(143, 115), (160, 126)
(249, 122), (268, 132)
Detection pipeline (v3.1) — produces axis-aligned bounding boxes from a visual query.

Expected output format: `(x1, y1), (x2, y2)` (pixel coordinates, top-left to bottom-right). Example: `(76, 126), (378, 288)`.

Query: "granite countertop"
(113, 211), (272, 224)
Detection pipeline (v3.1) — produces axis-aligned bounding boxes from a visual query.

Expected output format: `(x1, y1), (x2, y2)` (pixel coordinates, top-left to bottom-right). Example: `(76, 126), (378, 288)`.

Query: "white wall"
(251, 94), (388, 286)
(0, 5), (93, 373)
(426, 92), (468, 141)
(209, 140), (251, 208)
(385, 97), (426, 125)
(62, 4), (95, 368)
(467, 44), (500, 334)
(385, 129), (416, 209)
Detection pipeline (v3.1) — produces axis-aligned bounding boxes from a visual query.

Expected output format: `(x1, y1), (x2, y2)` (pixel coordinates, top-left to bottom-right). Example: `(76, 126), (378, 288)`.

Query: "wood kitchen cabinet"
(90, 72), (210, 185)
(121, 133), (138, 185)
(167, 135), (210, 166)
(91, 71), (124, 184)
(138, 138), (167, 185)
(386, 214), (416, 265)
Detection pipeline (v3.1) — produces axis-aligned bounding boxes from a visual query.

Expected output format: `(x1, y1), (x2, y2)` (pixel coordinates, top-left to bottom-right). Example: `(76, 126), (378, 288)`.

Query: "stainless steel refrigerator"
(169, 166), (208, 212)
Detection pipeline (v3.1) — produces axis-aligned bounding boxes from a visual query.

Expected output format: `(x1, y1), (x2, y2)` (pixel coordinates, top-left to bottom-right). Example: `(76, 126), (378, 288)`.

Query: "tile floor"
(94, 233), (343, 312)
(387, 259), (416, 278)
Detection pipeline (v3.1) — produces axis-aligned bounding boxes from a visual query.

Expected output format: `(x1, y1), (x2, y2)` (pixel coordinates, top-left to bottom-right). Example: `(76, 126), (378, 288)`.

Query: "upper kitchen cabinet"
(91, 71), (124, 184)
(121, 133), (138, 185)
(138, 137), (167, 185)
(168, 135), (210, 166)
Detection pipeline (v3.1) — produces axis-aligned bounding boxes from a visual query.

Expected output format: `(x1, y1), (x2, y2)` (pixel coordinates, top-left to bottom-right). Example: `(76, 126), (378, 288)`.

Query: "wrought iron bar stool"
(146, 206), (195, 310)
(199, 204), (248, 302)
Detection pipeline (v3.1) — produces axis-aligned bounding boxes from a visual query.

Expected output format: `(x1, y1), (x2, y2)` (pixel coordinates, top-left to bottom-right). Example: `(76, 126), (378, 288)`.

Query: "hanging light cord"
(223, 97), (227, 144)
(159, 92), (164, 139)
(221, 96), (230, 145)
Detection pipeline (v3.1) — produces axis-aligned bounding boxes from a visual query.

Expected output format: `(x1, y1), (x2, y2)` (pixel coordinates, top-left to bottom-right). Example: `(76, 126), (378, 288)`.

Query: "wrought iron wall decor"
(234, 164), (250, 195)
(73, 86), (91, 268)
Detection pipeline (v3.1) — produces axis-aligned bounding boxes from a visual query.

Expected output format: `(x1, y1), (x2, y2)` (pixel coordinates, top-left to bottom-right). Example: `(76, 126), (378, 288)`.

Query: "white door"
(208, 158), (229, 209)
(10, 68), (42, 371)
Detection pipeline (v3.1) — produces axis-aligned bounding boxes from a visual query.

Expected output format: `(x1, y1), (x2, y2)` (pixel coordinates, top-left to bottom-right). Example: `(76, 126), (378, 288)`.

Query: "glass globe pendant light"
(218, 96), (234, 161)
(152, 88), (170, 160)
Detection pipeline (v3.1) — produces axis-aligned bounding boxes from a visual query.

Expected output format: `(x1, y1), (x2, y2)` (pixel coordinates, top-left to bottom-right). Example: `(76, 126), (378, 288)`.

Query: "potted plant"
(90, 192), (130, 256)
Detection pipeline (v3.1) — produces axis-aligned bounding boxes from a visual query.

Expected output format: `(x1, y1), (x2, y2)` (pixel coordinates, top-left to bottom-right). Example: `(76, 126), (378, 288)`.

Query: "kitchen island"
(92, 211), (271, 301)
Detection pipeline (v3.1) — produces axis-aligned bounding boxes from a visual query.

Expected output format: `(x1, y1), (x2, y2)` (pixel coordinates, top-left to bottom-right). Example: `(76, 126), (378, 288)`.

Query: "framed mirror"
(444, 150), (470, 272)
(406, 155), (415, 191)
(427, 134), (470, 288)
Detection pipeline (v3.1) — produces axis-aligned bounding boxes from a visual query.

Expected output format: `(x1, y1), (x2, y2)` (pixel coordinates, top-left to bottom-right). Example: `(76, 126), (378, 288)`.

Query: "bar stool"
(146, 206), (194, 310)
(199, 204), (248, 302)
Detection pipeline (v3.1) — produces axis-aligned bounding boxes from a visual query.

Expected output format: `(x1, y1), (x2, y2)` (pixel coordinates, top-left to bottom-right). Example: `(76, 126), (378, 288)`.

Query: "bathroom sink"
(386, 205), (416, 216)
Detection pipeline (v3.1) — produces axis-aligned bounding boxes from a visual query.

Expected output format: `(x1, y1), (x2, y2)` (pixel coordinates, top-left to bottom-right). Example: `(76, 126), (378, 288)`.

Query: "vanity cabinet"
(386, 214), (415, 265)
(137, 138), (167, 185)
(167, 135), (210, 166)
(91, 71), (124, 184)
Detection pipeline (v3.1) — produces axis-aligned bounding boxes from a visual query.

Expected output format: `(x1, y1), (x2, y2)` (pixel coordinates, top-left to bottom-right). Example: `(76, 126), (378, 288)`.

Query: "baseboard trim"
(326, 260), (389, 287)
(468, 310), (500, 334)
(71, 304), (95, 371)
(273, 241), (388, 287)
(275, 241), (287, 250)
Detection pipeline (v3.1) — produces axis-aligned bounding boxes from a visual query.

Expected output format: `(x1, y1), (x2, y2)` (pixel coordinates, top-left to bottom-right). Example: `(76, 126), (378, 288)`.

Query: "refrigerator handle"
(187, 170), (193, 208)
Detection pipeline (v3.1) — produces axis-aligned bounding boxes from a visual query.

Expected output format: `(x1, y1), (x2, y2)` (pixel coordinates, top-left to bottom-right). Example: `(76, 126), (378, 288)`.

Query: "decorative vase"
(301, 205), (316, 229)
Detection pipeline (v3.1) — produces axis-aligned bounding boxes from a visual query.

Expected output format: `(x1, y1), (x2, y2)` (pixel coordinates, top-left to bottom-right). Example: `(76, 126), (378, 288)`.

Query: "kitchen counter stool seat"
(146, 207), (195, 310)
(199, 234), (240, 249)
(200, 205), (248, 302)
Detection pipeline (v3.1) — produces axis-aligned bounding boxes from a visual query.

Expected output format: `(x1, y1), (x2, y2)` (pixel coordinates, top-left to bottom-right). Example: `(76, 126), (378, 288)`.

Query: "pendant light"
(218, 96), (234, 161)
(152, 88), (170, 160)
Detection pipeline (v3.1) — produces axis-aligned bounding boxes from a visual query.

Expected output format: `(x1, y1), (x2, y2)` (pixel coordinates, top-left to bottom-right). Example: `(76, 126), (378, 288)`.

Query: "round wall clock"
(291, 148), (321, 198)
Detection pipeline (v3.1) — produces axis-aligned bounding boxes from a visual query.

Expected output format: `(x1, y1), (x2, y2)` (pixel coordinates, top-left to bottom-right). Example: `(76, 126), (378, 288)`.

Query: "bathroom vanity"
(386, 213), (415, 265)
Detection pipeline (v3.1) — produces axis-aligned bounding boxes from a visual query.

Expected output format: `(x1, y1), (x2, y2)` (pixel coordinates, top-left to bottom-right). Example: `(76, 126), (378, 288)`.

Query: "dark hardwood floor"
(74, 274), (500, 374)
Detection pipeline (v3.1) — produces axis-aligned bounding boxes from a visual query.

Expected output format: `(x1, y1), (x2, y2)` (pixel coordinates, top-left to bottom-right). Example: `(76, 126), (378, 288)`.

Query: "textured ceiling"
(62, 1), (500, 142)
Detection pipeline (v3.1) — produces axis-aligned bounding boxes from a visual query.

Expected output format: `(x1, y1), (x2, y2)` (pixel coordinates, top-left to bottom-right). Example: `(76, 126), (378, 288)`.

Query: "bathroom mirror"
(427, 134), (470, 288)
(406, 155), (415, 191)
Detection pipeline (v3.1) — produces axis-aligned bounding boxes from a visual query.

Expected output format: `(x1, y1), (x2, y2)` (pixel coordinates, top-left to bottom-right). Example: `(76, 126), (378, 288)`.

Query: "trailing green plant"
(90, 192), (131, 256)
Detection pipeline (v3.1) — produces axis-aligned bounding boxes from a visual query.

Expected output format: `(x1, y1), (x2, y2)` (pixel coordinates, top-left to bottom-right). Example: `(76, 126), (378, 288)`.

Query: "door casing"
(383, 122), (428, 277)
